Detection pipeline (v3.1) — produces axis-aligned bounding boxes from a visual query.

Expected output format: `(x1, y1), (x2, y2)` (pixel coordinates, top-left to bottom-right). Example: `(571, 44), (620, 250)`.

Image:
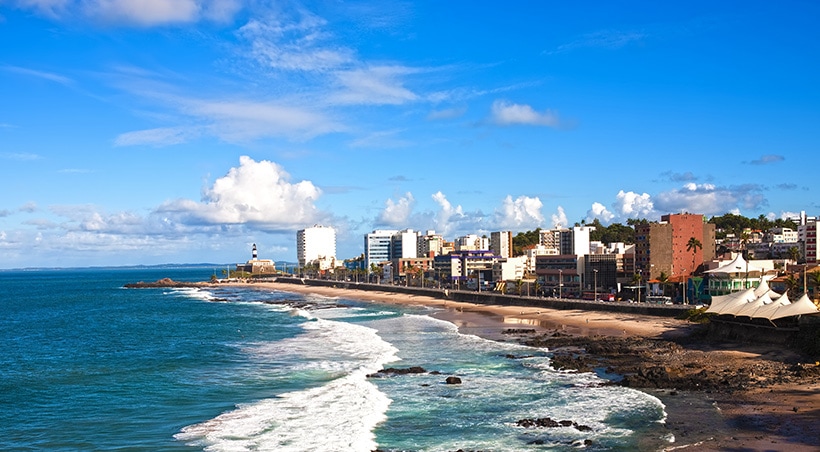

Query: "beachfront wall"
(274, 277), (689, 318)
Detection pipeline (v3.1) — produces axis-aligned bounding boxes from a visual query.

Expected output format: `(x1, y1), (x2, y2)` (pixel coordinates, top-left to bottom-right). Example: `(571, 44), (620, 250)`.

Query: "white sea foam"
(176, 317), (399, 451)
(167, 287), (215, 302)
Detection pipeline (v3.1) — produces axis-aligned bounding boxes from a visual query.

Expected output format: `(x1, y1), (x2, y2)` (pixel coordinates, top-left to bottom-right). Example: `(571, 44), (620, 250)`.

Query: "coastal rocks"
(516, 417), (593, 432)
(124, 278), (204, 288)
(445, 376), (462, 385)
(367, 366), (429, 377)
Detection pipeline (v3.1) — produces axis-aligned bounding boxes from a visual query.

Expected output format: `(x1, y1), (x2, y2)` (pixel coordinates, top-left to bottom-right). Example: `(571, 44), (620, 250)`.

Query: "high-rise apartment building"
(297, 225), (336, 270)
(490, 231), (513, 258)
(364, 229), (398, 271)
(634, 213), (716, 279)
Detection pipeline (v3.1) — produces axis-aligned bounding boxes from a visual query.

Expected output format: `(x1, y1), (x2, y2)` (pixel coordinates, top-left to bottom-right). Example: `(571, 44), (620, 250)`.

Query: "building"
(539, 226), (594, 256)
(798, 220), (818, 264)
(236, 243), (276, 275)
(634, 213), (716, 280)
(492, 256), (526, 282)
(490, 231), (513, 258)
(391, 229), (419, 260)
(418, 230), (444, 257)
(454, 234), (489, 251)
(297, 225), (336, 270)
(535, 254), (580, 298)
(364, 229), (398, 271)
(433, 250), (499, 288)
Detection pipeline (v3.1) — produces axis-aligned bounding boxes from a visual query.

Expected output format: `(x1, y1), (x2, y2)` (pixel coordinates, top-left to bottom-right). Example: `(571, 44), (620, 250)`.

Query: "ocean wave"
(176, 317), (399, 451)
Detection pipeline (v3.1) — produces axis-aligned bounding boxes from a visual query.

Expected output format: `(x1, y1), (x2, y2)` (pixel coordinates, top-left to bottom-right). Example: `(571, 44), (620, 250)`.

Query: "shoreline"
(204, 280), (820, 450)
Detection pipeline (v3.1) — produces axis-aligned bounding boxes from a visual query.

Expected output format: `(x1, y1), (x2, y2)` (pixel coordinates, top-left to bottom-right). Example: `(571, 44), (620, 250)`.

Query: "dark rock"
(445, 376), (462, 384)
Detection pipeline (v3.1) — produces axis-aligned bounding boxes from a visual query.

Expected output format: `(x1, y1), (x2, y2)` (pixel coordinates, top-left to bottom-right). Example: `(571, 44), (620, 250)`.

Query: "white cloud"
(157, 156), (323, 229)
(432, 191), (465, 237)
(427, 106), (467, 120)
(190, 99), (344, 142)
(494, 195), (544, 229)
(585, 202), (615, 224)
(88, 0), (200, 26)
(549, 30), (646, 54)
(114, 126), (198, 146)
(331, 65), (420, 105)
(653, 183), (766, 217)
(3, 65), (73, 86)
(613, 190), (655, 219)
(378, 192), (415, 226)
(238, 15), (354, 72)
(490, 100), (559, 127)
(11, 0), (242, 26)
(551, 206), (568, 228)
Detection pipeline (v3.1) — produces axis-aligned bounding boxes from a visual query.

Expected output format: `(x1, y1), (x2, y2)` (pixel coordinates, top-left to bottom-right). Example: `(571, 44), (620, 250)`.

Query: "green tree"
(512, 228), (541, 256)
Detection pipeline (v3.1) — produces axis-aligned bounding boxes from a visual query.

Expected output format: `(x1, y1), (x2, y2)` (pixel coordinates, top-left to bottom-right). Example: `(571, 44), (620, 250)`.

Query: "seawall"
(273, 277), (691, 318)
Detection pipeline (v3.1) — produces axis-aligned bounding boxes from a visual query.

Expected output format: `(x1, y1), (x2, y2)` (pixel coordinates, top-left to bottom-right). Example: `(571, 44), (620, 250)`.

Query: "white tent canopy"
(707, 288), (818, 321)
(705, 254), (766, 275)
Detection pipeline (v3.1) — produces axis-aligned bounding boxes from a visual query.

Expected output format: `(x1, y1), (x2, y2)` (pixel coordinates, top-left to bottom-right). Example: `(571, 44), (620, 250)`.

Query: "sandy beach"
(228, 281), (820, 451)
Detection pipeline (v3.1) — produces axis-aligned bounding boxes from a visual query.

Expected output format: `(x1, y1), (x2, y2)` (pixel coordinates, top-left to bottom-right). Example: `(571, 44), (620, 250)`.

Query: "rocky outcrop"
(516, 417), (593, 432)
(124, 278), (205, 288)
(445, 376), (462, 384)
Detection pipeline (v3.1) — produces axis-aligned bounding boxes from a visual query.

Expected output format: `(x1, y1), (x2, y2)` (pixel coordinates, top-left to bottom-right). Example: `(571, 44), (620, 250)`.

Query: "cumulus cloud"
(378, 192), (415, 226)
(585, 202), (615, 224)
(551, 206), (568, 228)
(613, 190), (656, 219)
(494, 195), (544, 229)
(157, 156), (323, 229)
(490, 100), (559, 127)
(653, 183), (766, 216)
(432, 191), (465, 237)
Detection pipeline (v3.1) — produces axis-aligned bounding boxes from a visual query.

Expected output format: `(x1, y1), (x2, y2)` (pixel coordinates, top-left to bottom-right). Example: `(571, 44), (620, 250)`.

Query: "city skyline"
(1, 1), (818, 269)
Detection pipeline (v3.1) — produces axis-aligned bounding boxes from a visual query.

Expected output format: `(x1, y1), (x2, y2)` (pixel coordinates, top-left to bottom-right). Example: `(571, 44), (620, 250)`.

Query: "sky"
(1, 1), (819, 269)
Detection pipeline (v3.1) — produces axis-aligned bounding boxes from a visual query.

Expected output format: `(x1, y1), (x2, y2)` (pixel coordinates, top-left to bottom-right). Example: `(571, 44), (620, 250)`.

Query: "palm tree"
(658, 271), (670, 297)
(810, 271), (820, 303)
(515, 279), (524, 296)
(785, 274), (800, 299)
(788, 246), (800, 264)
(686, 237), (703, 275)
(631, 272), (642, 301)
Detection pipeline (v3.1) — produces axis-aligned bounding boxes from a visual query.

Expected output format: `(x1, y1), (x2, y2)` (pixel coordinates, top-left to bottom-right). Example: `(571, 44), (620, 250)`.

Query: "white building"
(391, 229), (419, 260)
(417, 230), (444, 257)
(492, 256), (526, 282)
(524, 244), (557, 274)
(364, 229), (398, 271)
(297, 225), (336, 270)
(455, 234), (489, 251)
(490, 231), (513, 258)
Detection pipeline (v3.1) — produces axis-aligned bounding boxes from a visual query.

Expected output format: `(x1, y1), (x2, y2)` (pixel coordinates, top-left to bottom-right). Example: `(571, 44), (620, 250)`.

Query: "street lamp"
(593, 269), (598, 302)
(558, 269), (563, 299)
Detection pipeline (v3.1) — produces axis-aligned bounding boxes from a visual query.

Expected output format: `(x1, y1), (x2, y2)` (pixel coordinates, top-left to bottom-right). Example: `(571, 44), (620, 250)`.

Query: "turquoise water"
(1, 268), (669, 451)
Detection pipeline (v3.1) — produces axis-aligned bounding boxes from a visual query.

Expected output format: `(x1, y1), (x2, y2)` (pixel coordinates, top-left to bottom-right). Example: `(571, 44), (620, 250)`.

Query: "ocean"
(1, 268), (672, 451)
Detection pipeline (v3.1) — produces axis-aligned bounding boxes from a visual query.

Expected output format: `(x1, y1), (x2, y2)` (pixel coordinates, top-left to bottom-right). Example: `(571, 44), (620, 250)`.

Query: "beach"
(242, 280), (820, 451)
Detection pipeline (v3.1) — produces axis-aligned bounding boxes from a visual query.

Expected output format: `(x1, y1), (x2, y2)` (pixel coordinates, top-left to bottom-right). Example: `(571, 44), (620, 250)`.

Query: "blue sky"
(1, 1), (818, 269)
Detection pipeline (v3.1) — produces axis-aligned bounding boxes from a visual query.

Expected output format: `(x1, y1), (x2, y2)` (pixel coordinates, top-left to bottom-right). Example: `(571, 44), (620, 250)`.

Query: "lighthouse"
(252, 243), (258, 261)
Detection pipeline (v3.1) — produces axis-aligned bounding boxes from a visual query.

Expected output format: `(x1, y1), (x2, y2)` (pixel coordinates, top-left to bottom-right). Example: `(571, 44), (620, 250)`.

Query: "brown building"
(634, 213), (716, 280)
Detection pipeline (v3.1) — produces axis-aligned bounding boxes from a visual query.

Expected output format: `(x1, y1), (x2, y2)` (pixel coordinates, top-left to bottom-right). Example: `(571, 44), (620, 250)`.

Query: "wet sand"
(229, 281), (820, 451)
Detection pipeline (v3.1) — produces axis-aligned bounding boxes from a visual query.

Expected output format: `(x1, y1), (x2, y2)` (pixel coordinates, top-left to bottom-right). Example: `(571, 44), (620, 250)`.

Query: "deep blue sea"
(1, 268), (673, 451)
